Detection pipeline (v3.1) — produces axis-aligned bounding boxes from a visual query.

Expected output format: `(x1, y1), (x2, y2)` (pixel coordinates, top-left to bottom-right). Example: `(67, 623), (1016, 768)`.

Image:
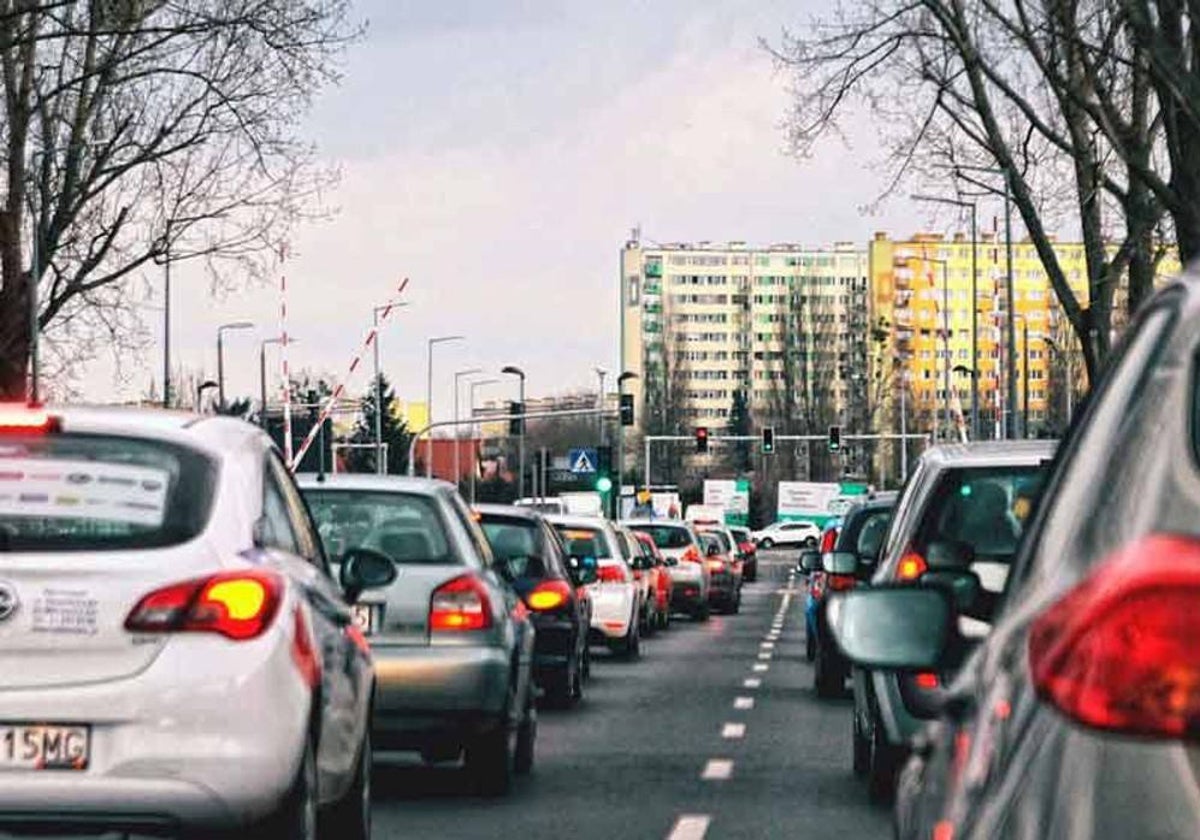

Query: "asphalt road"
(371, 553), (892, 839)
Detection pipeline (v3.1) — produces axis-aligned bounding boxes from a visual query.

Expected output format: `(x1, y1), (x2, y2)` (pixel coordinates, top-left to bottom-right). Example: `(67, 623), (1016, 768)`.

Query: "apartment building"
(620, 236), (871, 440)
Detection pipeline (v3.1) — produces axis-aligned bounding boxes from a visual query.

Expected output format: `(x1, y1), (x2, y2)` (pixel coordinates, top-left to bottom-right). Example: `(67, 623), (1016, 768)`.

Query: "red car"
(633, 531), (673, 631)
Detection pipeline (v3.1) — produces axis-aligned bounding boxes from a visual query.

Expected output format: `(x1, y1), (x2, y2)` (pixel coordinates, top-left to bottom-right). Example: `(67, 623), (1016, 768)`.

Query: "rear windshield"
(729, 528), (750, 542)
(0, 433), (216, 552)
(304, 490), (452, 564)
(915, 465), (1048, 565)
(698, 528), (733, 552)
(627, 524), (692, 549)
(551, 524), (612, 559)
(479, 516), (561, 579)
(837, 506), (894, 555)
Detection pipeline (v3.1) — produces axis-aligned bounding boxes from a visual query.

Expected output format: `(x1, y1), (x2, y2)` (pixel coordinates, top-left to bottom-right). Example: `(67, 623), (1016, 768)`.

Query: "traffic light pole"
(642, 433), (934, 489)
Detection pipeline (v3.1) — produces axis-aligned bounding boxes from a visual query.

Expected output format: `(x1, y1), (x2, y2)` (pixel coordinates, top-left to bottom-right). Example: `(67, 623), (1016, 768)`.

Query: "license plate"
(0, 724), (90, 770)
(351, 605), (379, 636)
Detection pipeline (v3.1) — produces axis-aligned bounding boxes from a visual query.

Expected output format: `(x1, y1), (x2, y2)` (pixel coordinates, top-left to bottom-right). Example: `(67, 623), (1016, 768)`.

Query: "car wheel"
(760, 538), (774, 549)
(694, 603), (710, 622)
(728, 590), (741, 615)
(852, 709), (870, 777)
(544, 665), (575, 709)
(571, 655), (584, 702)
(467, 723), (516, 797)
(320, 729), (371, 840)
(867, 709), (901, 804)
(258, 734), (318, 840)
(805, 632), (816, 662)
(514, 694), (536, 776)
(626, 620), (641, 659)
(814, 644), (841, 699)
(582, 644), (592, 680)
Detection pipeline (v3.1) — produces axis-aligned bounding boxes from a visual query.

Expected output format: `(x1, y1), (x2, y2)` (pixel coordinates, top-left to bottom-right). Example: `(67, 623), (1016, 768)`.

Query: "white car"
(751, 520), (822, 549)
(0, 405), (395, 839)
(547, 515), (642, 658)
(621, 520), (711, 621)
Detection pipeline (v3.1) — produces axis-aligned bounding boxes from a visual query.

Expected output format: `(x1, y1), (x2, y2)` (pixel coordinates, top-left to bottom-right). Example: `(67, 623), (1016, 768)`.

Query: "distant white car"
(751, 520), (822, 549)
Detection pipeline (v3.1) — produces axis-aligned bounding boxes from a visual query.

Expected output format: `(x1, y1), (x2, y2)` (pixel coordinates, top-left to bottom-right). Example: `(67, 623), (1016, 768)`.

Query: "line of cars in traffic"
(795, 277), (1200, 837)
(0, 401), (757, 839)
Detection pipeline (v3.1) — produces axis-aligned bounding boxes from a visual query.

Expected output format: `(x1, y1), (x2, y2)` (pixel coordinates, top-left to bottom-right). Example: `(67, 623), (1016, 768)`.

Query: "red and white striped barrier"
(279, 243), (294, 463)
(288, 277), (410, 471)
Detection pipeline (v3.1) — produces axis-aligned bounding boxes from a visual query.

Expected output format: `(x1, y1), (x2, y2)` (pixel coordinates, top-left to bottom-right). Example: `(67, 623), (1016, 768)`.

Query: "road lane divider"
(667, 814), (712, 840)
(743, 678), (762, 689)
(701, 759), (734, 780)
(722, 722), (747, 739)
(733, 696), (755, 710)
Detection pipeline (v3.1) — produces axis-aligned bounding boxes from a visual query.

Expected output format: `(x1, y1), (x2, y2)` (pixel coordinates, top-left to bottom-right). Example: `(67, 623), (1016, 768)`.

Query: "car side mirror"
(821, 551), (858, 575)
(922, 569), (983, 612)
(568, 554), (599, 586)
(798, 549), (822, 573)
(826, 586), (953, 670)
(339, 547), (398, 604)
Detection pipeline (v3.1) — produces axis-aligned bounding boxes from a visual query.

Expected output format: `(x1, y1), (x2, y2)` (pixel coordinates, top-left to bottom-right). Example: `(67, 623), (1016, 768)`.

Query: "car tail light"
(0, 405), (60, 434)
(597, 564), (628, 584)
(682, 546), (701, 564)
(526, 579), (572, 611)
(430, 574), (493, 631)
(1029, 534), (1200, 739)
(820, 529), (838, 553)
(706, 559), (725, 573)
(125, 570), (283, 641)
(915, 671), (940, 690)
(896, 549), (928, 581)
(826, 573), (856, 592)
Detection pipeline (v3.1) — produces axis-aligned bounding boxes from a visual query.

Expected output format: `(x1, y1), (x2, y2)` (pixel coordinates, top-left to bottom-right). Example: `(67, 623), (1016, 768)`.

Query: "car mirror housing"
(826, 586), (952, 670)
(798, 549), (822, 573)
(339, 547), (398, 603)
(822, 551), (858, 575)
(922, 569), (983, 612)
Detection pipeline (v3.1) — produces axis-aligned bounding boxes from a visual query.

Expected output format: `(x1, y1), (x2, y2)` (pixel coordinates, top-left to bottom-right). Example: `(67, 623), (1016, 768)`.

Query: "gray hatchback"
(299, 475), (537, 796)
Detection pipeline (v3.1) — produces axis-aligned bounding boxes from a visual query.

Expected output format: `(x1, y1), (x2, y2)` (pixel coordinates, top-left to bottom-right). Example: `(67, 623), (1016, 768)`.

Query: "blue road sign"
(568, 448), (598, 474)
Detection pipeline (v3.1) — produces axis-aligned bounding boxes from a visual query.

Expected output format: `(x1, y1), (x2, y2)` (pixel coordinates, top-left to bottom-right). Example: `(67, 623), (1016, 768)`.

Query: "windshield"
(304, 490), (452, 564)
(551, 524), (613, 559)
(627, 524), (692, 550)
(0, 433), (216, 551)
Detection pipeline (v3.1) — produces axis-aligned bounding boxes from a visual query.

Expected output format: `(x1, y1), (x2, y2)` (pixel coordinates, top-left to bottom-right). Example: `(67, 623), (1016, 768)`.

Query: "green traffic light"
(595, 476), (613, 493)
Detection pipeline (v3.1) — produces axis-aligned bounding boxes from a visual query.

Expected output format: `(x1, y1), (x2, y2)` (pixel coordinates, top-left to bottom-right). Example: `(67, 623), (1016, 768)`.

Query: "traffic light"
(594, 445), (614, 500)
(761, 426), (775, 455)
(508, 401), (524, 436)
(619, 392), (635, 426)
(695, 426), (709, 453)
(828, 424), (842, 453)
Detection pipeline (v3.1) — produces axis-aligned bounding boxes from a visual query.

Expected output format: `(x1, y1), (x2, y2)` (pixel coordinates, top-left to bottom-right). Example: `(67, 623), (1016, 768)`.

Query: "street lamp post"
(468, 378), (499, 505)
(216, 321), (254, 410)
(912, 194), (979, 440)
(501, 366), (527, 500)
(453, 368), (484, 489)
(595, 367), (608, 447)
(426, 335), (465, 478)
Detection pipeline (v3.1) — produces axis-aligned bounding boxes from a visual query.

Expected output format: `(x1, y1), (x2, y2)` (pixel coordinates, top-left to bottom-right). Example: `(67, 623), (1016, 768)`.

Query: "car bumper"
(530, 615), (575, 674)
(372, 643), (512, 748)
(670, 580), (706, 610)
(0, 633), (308, 831)
(708, 574), (737, 602)
(588, 585), (635, 640)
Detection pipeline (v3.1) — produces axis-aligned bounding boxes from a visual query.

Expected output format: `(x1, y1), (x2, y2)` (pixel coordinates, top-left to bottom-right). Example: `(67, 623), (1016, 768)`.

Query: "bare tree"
(0, 0), (354, 398)
(771, 0), (1172, 383)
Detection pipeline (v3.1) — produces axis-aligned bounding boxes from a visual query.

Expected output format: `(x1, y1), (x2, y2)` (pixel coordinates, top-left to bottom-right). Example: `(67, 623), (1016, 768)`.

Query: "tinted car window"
(914, 466), (1046, 564)
(0, 433), (217, 552)
(479, 516), (558, 579)
(699, 529), (733, 553)
(628, 524), (691, 549)
(305, 490), (452, 564)
(855, 511), (892, 560)
(553, 524), (613, 559)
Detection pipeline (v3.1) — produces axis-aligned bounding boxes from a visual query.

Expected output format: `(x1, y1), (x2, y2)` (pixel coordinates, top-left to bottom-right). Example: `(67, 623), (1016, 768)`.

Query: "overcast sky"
(83, 0), (941, 419)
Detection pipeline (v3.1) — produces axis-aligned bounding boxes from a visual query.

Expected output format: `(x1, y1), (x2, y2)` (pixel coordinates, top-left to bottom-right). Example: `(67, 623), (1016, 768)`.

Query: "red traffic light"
(695, 426), (709, 453)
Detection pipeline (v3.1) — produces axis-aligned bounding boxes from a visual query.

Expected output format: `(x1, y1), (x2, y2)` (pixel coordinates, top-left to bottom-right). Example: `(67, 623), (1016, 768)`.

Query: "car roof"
(295, 473), (455, 496)
(546, 513), (614, 529)
(620, 519), (690, 529)
(474, 503), (542, 522)
(918, 440), (1058, 469)
(27, 404), (264, 459)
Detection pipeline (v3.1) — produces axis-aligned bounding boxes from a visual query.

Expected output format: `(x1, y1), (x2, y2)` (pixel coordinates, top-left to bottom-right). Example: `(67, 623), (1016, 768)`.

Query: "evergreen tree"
(346, 374), (413, 475)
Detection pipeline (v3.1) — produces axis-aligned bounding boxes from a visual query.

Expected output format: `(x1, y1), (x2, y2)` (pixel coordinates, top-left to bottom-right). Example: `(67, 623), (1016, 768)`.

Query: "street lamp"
(616, 370), (638, 515)
(595, 367), (608, 446)
(468, 378), (499, 505)
(501, 365), (526, 500)
(371, 302), (409, 475)
(426, 335), (465, 478)
(196, 380), (218, 412)
(453, 367), (484, 488)
(259, 336), (298, 429)
(912, 193), (979, 440)
(216, 321), (254, 409)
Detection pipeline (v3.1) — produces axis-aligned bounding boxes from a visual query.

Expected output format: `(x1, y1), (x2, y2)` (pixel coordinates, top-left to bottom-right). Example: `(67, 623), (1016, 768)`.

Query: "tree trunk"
(0, 235), (30, 401)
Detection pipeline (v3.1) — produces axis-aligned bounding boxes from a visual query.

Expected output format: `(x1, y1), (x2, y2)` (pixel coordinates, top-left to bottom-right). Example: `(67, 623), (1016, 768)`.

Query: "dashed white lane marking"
(702, 759), (734, 780)
(760, 641), (775, 650)
(753, 663), (769, 672)
(722, 721), (746, 739)
(757, 651), (772, 661)
(744, 677), (762, 689)
(667, 814), (712, 840)
(733, 696), (755, 710)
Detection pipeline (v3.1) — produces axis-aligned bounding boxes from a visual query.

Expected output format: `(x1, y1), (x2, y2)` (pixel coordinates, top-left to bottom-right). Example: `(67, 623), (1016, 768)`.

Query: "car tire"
(760, 538), (775, 549)
(852, 710), (870, 778)
(544, 664), (576, 709)
(805, 632), (816, 662)
(694, 603), (710, 622)
(320, 729), (372, 840)
(467, 723), (516, 797)
(582, 645), (592, 681)
(514, 695), (536, 776)
(814, 644), (841, 699)
(804, 536), (818, 548)
(867, 709), (901, 804)
(728, 590), (741, 615)
(258, 733), (318, 840)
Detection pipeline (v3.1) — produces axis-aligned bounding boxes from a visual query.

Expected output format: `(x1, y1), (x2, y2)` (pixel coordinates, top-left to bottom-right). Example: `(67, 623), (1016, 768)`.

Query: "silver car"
(0, 405), (393, 839)
(299, 474), (537, 795)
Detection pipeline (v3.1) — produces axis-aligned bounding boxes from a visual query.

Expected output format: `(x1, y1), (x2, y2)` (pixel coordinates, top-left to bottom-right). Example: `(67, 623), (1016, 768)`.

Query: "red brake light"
(430, 574), (493, 631)
(914, 671), (940, 690)
(0, 405), (59, 434)
(682, 546), (701, 564)
(1029, 534), (1200, 739)
(826, 573), (856, 592)
(820, 528), (838, 554)
(526, 579), (572, 611)
(597, 563), (628, 584)
(125, 570), (283, 641)
(896, 551), (928, 581)
(706, 558), (725, 573)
